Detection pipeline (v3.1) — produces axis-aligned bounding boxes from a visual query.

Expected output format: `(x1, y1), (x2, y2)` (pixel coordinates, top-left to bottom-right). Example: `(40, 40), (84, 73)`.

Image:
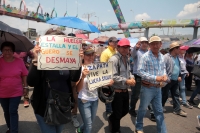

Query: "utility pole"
(82, 12), (95, 38)
(95, 16), (99, 37)
(130, 9), (134, 21)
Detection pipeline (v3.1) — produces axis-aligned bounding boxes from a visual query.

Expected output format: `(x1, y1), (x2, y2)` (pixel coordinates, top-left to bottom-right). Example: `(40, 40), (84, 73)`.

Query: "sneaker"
(76, 127), (83, 133)
(129, 110), (137, 117)
(182, 103), (193, 109)
(24, 100), (29, 107)
(173, 110), (187, 117)
(150, 114), (156, 122)
(106, 112), (112, 119)
(188, 100), (197, 106)
(198, 103), (200, 109)
(71, 115), (80, 128)
(197, 115), (200, 126)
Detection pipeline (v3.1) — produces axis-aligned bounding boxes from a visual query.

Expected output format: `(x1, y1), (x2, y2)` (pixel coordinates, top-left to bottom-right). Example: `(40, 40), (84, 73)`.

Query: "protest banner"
(37, 35), (82, 70)
(86, 62), (113, 90)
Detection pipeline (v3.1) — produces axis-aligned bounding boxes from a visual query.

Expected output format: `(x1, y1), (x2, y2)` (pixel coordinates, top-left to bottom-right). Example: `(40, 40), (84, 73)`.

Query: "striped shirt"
(137, 50), (166, 84)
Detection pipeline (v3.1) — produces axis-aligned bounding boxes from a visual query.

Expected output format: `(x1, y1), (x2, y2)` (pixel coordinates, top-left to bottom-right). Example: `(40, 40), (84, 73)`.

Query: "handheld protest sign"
(37, 35), (82, 70)
(86, 62), (113, 91)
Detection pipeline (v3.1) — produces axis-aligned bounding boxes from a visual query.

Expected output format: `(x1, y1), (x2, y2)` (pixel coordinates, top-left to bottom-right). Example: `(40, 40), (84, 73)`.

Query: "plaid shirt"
(137, 50), (166, 84)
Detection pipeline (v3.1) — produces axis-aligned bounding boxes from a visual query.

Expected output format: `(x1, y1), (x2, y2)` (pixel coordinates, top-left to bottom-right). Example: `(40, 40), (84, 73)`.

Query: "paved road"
(0, 88), (200, 133)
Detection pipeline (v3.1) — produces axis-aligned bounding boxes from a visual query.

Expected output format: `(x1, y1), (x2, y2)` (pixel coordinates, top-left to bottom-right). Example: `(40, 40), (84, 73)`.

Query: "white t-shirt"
(78, 66), (98, 101)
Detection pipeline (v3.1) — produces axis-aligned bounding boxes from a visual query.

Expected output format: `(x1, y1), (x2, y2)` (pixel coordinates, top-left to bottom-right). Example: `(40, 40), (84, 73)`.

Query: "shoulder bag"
(44, 78), (72, 125)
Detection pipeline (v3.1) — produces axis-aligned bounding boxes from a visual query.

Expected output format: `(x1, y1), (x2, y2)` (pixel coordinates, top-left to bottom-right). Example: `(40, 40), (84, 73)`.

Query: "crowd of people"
(0, 28), (200, 133)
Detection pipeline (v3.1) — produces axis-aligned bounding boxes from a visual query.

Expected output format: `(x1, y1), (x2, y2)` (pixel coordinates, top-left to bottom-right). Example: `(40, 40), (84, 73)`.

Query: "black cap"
(108, 37), (118, 42)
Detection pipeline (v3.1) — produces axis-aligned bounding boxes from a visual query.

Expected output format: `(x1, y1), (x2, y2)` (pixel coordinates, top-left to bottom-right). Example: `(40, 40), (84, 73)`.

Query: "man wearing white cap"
(136, 36), (167, 133)
(129, 37), (148, 117)
(162, 42), (187, 117)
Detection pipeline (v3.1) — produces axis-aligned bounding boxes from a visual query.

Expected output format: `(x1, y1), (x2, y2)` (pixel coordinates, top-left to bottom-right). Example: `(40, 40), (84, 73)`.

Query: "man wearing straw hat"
(135, 36), (167, 133)
(162, 41), (187, 117)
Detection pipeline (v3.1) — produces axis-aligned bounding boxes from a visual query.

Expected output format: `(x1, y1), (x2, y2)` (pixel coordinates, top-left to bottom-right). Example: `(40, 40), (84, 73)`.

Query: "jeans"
(136, 86), (167, 133)
(179, 74), (187, 104)
(105, 103), (112, 113)
(190, 80), (200, 101)
(162, 80), (180, 112)
(130, 75), (141, 111)
(148, 103), (154, 115)
(35, 114), (64, 133)
(109, 91), (129, 132)
(78, 98), (98, 133)
(0, 96), (21, 133)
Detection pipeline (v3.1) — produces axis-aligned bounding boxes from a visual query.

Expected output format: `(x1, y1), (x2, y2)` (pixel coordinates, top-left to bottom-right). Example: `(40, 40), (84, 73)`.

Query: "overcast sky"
(1, 0), (200, 39)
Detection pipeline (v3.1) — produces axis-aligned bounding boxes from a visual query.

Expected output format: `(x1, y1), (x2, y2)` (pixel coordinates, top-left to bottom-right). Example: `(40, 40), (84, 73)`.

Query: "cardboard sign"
(86, 62), (113, 90)
(37, 35), (82, 70)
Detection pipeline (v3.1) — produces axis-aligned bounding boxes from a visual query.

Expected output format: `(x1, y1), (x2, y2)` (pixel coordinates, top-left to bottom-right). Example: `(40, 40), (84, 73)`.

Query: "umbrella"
(187, 38), (200, 53)
(0, 21), (34, 52)
(188, 45), (200, 53)
(96, 36), (109, 43)
(192, 38), (200, 45)
(47, 16), (100, 33)
(127, 37), (139, 47)
(75, 34), (89, 39)
(183, 39), (198, 46)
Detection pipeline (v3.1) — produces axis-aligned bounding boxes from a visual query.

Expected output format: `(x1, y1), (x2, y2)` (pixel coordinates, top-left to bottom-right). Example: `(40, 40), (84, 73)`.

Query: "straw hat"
(169, 42), (180, 50)
(149, 36), (161, 43)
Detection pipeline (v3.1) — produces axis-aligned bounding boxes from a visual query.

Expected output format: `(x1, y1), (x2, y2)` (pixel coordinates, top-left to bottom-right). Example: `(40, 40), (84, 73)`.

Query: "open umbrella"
(183, 39), (198, 46)
(192, 38), (200, 45)
(96, 36), (109, 43)
(0, 21), (34, 52)
(47, 16), (100, 33)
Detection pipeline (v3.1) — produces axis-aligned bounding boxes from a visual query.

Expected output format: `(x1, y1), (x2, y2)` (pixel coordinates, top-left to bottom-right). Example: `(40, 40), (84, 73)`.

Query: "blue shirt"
(171, 57), (180, 80)
(137, 50), (166, 84)
(131, 47), (147, 74)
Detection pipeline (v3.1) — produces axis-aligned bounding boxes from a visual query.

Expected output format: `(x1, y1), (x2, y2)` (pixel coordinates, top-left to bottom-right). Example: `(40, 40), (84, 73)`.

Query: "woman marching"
(27, 28), (83, 133)
(76, 47), (113, 133)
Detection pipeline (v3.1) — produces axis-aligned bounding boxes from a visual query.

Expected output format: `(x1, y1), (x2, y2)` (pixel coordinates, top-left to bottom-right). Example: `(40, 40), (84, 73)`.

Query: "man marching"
(135, 36), (167, 133)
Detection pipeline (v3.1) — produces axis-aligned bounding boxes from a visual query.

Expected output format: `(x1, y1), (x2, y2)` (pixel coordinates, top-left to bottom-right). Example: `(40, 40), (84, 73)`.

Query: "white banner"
(37, 35), (82, 70)
(86, 62), (113, 90)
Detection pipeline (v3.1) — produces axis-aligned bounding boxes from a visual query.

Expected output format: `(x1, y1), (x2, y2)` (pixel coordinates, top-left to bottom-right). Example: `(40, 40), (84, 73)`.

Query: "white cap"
(139, 37), (148, 42)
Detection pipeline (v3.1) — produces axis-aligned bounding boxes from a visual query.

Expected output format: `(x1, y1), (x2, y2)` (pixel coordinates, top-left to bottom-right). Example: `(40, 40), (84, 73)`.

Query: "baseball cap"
(139, 37), (148, 42)
(149, 36), (161, 43)
(180, 45), (189, 50)
(169, 42), (180, 50)
(117, 38), (130, 47)
(84, 47), (95, 55)
(108, 37), (118, 42)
